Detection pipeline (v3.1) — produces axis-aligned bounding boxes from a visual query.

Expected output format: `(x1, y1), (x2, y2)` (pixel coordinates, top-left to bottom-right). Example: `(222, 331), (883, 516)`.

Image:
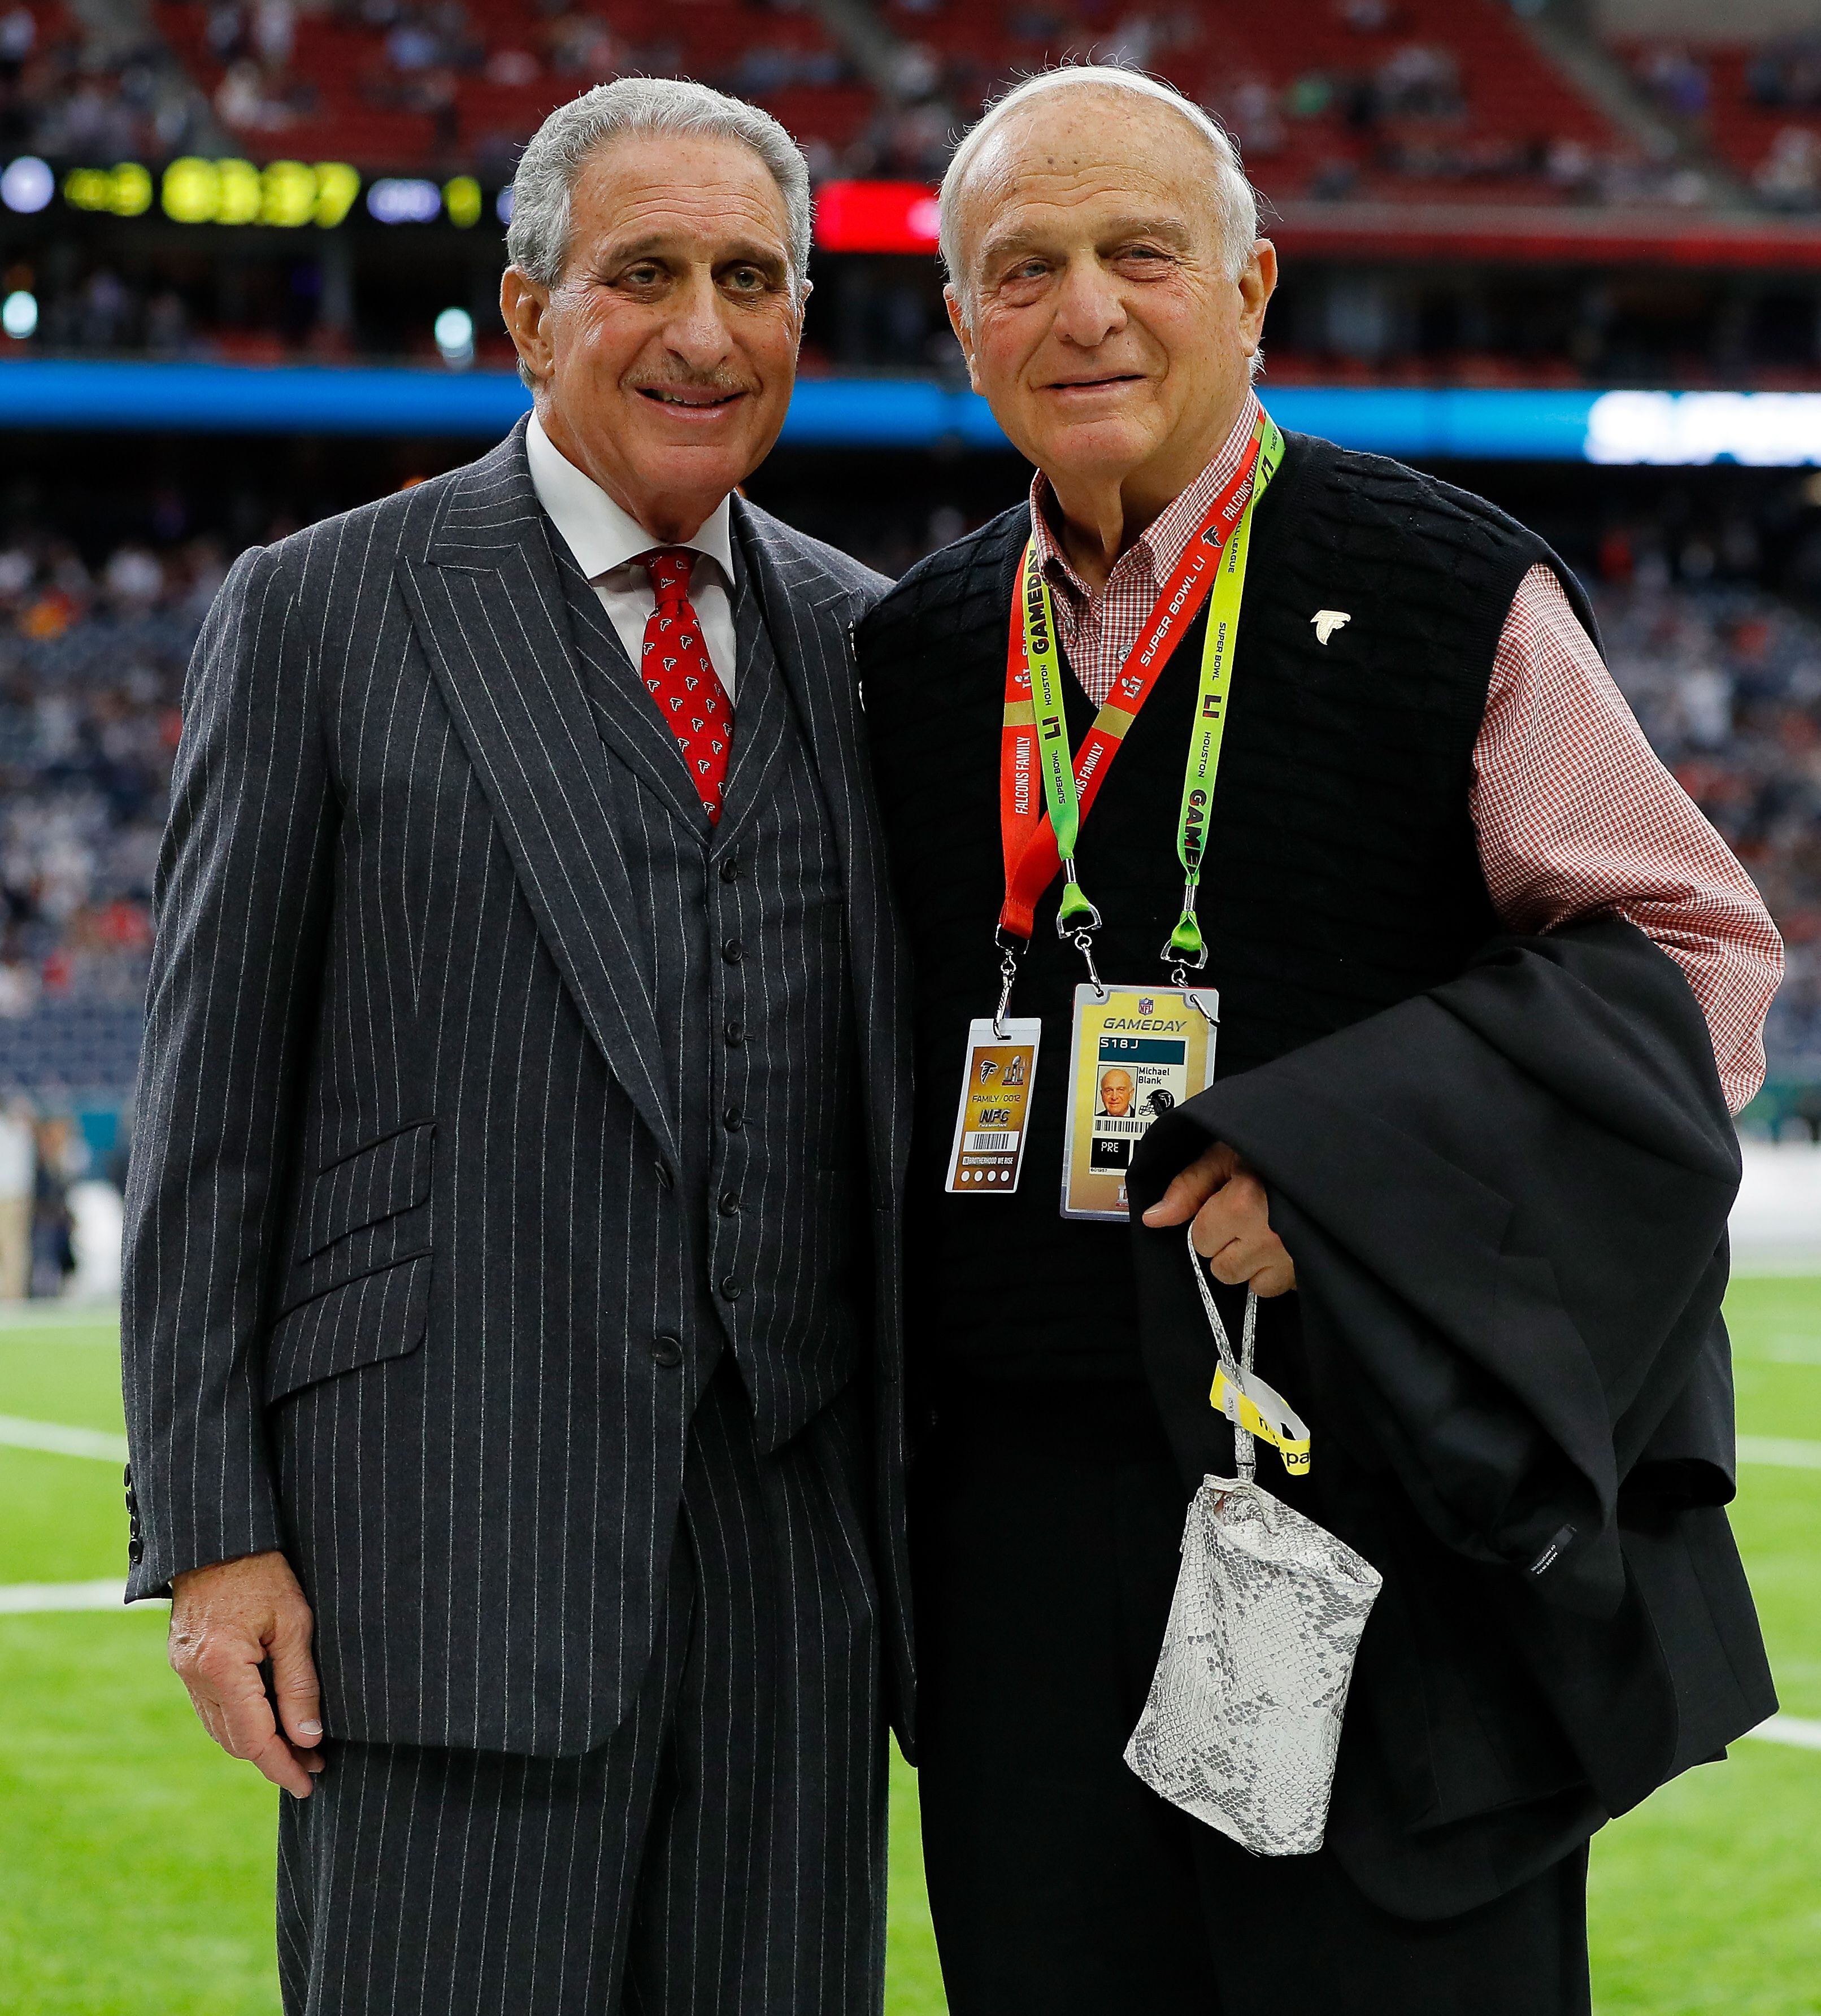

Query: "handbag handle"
(1186, 1226), (1260, 1483)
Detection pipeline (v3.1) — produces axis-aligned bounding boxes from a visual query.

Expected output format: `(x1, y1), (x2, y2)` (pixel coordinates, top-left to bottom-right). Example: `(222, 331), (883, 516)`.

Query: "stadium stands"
(1616, 34), (1821, 209)
(151, 0), (875, 176)
(881, 0), (1631, 203)
(0, 527), (204, 1092)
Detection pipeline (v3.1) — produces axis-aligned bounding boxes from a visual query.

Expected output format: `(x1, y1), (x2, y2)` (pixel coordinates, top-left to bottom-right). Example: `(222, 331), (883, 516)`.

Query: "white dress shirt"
(524, 411), (740, 704)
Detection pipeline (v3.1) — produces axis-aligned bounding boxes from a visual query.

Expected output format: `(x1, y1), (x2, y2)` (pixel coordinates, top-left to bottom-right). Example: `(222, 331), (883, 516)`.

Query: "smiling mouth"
(1045, 373), (1144, 392)
(635, 385), (747, 410)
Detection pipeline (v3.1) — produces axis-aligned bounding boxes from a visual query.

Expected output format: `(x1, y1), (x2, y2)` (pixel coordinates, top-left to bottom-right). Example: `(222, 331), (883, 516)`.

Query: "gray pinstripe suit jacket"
(120, 421), (915, 1757)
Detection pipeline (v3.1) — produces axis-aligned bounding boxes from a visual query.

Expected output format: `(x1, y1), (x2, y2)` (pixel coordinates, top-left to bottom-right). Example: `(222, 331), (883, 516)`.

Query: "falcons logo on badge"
(1311, 610), (1351, 645)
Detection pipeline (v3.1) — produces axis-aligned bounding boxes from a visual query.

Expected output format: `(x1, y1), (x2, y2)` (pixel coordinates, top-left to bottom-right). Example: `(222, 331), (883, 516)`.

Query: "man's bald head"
(939, 67), (1258, 325)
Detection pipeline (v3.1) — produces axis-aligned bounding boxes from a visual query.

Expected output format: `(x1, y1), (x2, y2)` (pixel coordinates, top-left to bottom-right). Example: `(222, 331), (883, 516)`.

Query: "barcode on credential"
(966, 1132), (1016, 1152)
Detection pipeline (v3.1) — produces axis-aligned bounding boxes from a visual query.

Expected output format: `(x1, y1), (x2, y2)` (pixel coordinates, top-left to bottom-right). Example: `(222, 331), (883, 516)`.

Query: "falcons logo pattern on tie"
(635, 545), (733, 824)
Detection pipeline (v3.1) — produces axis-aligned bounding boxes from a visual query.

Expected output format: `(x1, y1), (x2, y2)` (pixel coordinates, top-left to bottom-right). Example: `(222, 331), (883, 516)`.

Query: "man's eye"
(725, 267), (765, 291)
(620, 264), (663, 287)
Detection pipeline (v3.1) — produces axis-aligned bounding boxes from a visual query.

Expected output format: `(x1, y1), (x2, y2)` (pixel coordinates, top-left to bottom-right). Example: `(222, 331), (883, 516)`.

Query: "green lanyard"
(1164, 412), (1284, 976)
(1017, 410), (1284, 983)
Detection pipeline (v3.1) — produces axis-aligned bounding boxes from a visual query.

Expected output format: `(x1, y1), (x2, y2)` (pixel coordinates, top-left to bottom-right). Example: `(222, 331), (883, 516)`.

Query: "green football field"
(0, 1284), (1816, 2015)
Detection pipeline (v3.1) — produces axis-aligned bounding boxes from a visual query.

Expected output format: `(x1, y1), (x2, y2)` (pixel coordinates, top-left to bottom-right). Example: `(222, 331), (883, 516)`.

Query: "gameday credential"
(1061, 986), (1219, 1221)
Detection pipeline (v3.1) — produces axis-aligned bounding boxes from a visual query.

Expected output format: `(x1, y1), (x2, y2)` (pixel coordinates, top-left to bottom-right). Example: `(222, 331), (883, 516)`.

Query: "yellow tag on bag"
(1210, 1362), (1312, 1477)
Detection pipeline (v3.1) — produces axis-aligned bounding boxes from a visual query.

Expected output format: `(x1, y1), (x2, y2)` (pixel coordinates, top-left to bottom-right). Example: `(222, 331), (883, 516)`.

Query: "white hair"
(938, 66), (1260, 321)
(506, 77), (812, 352)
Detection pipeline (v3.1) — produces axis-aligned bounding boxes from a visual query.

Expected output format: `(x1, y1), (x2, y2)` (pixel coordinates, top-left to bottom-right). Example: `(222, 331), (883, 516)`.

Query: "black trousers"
(912, 1378), (1592, 2016)
(277, 1360), (884, 2016)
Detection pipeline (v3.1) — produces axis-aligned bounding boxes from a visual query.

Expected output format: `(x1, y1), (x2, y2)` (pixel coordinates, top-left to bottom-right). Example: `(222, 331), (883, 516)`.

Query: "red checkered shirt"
(1028, 392), (1784, 1112)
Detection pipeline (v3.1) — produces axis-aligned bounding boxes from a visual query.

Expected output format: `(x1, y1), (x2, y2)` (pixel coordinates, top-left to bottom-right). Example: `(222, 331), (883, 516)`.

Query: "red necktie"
(635, 546), (733, 824)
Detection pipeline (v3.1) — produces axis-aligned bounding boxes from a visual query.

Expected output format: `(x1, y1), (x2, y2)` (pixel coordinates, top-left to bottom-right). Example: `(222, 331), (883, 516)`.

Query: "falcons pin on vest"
(1311, 609), (1351, 645)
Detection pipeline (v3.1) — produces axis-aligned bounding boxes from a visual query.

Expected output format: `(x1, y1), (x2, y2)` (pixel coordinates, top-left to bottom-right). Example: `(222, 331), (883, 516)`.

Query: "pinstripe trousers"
(276, 1360), (886, 2016)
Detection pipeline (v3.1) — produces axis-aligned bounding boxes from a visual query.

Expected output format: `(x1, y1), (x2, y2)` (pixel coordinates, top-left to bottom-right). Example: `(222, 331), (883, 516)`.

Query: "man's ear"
(943, 284), (982, 395)
(500, 267), (554, 386)
(1236, 240), (1277, 352)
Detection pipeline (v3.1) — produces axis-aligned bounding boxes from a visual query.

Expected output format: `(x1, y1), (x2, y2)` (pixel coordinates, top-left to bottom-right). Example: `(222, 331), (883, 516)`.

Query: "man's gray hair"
(938, 66), (1259, 321)
(507, 76), (813, 297)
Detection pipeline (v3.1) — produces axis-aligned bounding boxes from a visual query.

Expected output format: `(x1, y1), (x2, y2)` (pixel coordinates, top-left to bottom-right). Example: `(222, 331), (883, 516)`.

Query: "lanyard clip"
(992, 928), (1025, 1039)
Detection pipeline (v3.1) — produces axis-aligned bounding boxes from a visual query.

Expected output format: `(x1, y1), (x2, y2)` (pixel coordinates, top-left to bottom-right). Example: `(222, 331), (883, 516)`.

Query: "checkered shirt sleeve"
(1477, 564), (1783, 1114)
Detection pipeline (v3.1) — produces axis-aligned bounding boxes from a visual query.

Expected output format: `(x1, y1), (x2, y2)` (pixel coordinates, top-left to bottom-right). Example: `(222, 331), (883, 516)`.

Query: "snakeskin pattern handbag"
(1124, 1229), (1383, 1857)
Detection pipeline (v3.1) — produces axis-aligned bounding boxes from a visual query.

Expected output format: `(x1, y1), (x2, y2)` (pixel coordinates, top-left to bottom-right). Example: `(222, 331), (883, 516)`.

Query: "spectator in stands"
(1636, 44), (1710, 121)
(1757, 126), (1821, 210)
(28, 1112), (73, 1297)
(1748, 33), (1821, 110)
(857, 62), (1783, 2016)
(0, 1097), (31, 1299)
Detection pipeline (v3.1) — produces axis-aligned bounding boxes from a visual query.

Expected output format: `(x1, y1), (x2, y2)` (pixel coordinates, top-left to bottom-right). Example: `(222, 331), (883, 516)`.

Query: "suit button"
(720, 855), (742, 884)
(719, 1277), (742, 1300)
(654, 1161), (673, 1191)
(650, 1334), (684, 1369)
(128, 1537), (144, 1565)
(724, 1018), (744, 1047)
(718, 1191), (740, 1217)
(721, 937), (744, 965)
(723, 1104), (744, 1132)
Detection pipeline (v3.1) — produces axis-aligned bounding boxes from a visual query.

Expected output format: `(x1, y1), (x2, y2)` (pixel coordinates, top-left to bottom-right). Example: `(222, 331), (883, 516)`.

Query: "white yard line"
(0, 1580), (164, 1614)
(0, 1298), (120, 1332)
(1737, 1435), (1821, 1470)
(1744, 1714), (1821, 1753)
(0, 1414), (129, 1462)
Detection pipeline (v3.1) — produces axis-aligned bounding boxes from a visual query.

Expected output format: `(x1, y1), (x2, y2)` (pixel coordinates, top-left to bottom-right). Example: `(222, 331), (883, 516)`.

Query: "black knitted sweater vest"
(856, 432), (1596, 1382)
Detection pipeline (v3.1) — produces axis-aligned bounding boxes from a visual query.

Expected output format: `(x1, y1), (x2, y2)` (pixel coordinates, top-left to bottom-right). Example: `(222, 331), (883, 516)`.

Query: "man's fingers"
(268, 1613), (324, 1751)
(1250, 1253), (1297, 1299)
(1141, 1142), (1237, 1226)
(203, 1647), (282, 1764)
(1189, 1171), (1267, 1258)
(242, 1725), (319, 1798)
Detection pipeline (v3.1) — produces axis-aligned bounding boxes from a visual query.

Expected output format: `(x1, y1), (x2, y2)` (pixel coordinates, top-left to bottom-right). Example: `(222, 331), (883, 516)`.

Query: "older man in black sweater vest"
(857, 64), (1783, 2016)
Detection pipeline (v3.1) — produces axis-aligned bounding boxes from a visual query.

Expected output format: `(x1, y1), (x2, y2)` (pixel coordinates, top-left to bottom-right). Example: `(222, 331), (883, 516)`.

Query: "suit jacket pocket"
(298, 1121), (435, 1261)
(265, 1252), (431, 1406)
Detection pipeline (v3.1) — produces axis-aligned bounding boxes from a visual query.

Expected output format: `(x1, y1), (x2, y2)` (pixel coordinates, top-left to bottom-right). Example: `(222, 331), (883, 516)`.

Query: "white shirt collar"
(524, 411), (736, 587)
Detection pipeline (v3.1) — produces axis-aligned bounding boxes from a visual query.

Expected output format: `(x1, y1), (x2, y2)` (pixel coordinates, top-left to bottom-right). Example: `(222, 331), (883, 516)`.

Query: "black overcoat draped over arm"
(1127, 916), (1776, 1918)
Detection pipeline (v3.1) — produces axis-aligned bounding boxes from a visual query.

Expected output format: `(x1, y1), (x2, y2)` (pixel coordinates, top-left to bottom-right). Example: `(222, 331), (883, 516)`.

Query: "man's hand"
(168, 1550), (324, 1797)
(1141, 1139), (1297, 1298)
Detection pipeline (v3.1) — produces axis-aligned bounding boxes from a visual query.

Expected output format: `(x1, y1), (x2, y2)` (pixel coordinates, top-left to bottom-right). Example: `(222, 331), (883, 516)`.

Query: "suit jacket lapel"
(397, 426), (681, 1168)
(733, 500), (910, 1207)
(711, 541), (790, 840)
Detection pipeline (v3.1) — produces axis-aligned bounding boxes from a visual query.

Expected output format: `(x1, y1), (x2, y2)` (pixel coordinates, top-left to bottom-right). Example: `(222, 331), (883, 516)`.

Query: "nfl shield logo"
(1138, 997), (1154, 1014)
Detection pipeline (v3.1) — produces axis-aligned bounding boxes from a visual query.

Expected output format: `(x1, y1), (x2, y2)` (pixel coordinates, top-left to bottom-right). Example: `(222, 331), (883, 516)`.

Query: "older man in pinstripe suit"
(120, 78), (911, 2015)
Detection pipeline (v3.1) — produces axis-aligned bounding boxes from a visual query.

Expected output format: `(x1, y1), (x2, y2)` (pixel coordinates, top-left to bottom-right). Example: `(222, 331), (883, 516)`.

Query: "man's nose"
(1051, 255), (1128, 349)
(663, 269), (736, 369)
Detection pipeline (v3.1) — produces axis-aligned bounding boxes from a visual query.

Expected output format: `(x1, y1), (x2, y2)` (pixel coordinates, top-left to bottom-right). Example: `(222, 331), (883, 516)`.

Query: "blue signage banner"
(2, 361), (1821, 464)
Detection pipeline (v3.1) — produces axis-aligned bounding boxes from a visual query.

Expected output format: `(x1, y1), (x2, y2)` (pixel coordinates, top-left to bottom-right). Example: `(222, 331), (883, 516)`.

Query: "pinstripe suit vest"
(557, 530), (863, 1452)
(121, 421), (916, 1757)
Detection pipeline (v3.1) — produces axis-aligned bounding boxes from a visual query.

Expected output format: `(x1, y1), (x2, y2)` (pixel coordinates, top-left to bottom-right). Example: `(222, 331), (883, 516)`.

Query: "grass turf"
(0, 1288), (1814, 2015)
